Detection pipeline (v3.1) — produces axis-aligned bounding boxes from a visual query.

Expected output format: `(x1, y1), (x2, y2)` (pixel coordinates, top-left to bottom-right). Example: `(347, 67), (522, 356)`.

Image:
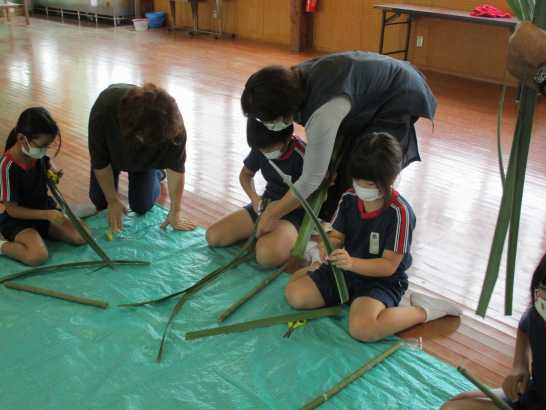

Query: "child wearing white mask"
(206, 119), (306, 268)
(0, 108), (86, 266)
(442, 253), (546, 410)
(286, 132), (460, 342)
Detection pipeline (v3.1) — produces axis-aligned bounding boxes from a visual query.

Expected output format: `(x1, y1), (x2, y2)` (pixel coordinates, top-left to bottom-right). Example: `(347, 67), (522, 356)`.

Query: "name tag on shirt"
(369, 232), (380, 255)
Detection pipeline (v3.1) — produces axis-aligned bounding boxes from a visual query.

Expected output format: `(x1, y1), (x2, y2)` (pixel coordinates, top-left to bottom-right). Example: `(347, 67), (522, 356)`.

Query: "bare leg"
(255, 220), (298, 268)
(1, 228), (48, 266)
(206, 209), (255, 247)
(285, 271), (326, 309)
(48, 219), (86, 245)
(440, 392), (500, 410)
(348, 296), (426, 342)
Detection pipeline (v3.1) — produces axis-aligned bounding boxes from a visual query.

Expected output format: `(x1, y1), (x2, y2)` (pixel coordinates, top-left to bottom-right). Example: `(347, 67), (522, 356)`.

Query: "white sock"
(304, 241), (321, 264)
(411, 292), (462, 322)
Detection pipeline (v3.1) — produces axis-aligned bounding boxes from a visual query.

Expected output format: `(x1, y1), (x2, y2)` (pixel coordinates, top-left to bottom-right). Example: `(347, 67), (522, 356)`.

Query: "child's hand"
(502, 367), (530, 401)
(47, 210), (67, 225)
(328, 248), (353, 271)
(318, 241), (327, 262)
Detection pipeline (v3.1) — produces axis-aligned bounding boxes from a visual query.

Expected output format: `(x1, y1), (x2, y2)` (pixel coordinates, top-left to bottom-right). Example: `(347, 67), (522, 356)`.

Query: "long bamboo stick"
(217, 263), (287, 323)
(300, 340), (404, 410)
(268, 160), (349, 304)
(4, 281), (109, 309)
(185, 306), (342, 340)
(457, 367), (512, 410)
(0, 260), (150, 284)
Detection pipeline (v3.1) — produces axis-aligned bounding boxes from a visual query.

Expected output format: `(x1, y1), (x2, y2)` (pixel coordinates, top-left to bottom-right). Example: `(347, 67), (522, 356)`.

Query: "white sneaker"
(71, 204), (98, 219)
(410, 292), (462, 322)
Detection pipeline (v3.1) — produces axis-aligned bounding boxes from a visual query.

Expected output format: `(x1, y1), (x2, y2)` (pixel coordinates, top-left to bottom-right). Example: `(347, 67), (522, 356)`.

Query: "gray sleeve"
(294, 96), (351, 198)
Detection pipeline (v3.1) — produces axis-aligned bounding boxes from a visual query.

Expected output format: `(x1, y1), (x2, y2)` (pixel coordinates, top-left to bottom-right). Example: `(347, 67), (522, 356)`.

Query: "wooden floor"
(1, 17), (545, 388)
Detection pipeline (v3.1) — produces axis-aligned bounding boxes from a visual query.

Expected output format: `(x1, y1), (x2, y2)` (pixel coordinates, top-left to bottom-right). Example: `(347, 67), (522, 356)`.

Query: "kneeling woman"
(206, 119), (305, 268)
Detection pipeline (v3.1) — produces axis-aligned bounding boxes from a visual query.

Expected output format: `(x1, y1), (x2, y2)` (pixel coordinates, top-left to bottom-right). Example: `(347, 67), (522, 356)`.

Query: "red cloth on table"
(470, 4), (512, 18)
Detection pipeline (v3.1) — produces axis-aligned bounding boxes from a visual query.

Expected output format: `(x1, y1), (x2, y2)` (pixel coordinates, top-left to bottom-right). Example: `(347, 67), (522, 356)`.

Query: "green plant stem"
(43, 162), (113, 267)
(186, 306), (342, 341)
(218, 263), (287, 323)
(457, 367), (512, 410)
(4, 281), (109, 309)
(0, 260), (149, 284)
(268, 160), (349, 304)
(300, 341), (404, 410)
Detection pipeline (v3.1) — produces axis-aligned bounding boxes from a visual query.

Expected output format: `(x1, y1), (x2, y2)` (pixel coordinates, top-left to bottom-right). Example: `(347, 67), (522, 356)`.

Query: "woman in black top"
(88, 83), (195, 233)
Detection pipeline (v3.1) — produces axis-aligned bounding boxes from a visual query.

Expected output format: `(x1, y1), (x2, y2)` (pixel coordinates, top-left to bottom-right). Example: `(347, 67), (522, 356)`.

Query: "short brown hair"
(118, 83), (185, 146)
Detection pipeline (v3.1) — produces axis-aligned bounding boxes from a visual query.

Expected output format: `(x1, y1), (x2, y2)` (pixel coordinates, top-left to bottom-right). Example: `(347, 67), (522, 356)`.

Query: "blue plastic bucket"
(145, 11), (165, 28)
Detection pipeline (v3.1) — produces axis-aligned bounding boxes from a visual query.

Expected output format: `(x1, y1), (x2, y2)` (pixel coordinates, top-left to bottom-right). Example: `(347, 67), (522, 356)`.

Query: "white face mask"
(353, 180), (383, 202)
(263, 149), (283, 160)
(22, 138), (47, 159)
(261, 120), (292, 132)
(535, 293), (546, 321)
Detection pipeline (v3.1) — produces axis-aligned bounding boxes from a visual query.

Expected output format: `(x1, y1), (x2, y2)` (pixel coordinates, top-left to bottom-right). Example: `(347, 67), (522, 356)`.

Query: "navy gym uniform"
(243, 136), (306, 229)
(0, 153), (56, 241)
(310, 189), (415, 307)
(506, 307), (546, 410)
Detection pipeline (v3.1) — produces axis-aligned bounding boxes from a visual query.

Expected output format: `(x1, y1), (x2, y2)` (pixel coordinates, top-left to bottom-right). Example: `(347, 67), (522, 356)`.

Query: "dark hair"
(246, 118), (294, 150)
(349, 132), (402, 203)
(241, 65), (304, 121)
(118, 83), (185, 146)
(530, 253), (546, 302)
(5, 107), (61, 155)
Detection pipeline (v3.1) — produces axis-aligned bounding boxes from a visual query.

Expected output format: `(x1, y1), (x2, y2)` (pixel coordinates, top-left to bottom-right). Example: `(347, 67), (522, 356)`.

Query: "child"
(206, 118), (305, 268)
(285, 132), (461, 342)
(0, 107), (86, 266)
(442, 253), (546, 410)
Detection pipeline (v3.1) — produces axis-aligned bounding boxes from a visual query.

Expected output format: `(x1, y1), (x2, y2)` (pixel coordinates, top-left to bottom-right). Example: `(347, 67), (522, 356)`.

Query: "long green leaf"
(291, 136), (347, 258)
(218, 263), (287, 323)
(42, 162), (113, 267)
(496, 83), (507, 186)
(477, 0), (545, 317)
(155, 250), (254, 362)
(505, 89), (536, 315)
(457, 367), (512, 410)
(185, 306), (342, 340)
(301, 341), (404, 410)
(0, 260), (149, 284)
(268, 160), (349, 304)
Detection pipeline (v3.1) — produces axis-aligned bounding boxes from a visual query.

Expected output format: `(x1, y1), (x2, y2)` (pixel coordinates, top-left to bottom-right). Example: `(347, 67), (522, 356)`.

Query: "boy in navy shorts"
(286, 133), (461, 342)
(206, 119), (305, 268)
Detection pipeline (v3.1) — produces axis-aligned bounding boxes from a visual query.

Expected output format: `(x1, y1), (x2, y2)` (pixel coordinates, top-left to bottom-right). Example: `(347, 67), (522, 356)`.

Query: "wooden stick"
(0, 260), (150, 284)
(4, 281), (109, 309)
(300, 340), (404, 410)
(457, 367), (512, 410)
(217, 264), (286, 323)
(186, 306), (342, 341)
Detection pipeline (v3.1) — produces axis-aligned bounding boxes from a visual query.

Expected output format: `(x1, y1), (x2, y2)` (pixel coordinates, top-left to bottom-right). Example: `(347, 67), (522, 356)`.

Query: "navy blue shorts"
(309, 263), (408, 307)
(244, 204), (305, 231)
(507, 382), (544, 410)
(0, 213), (51, 242)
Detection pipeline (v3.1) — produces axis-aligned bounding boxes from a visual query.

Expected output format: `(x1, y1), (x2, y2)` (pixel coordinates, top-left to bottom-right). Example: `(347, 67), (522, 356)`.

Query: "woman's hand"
(161, 209), (196, 231)
(107, 198), (128, 233)
(251, 196), (263, 214)
(328, 248), (353, 271)
(502, 366), (530, 402)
